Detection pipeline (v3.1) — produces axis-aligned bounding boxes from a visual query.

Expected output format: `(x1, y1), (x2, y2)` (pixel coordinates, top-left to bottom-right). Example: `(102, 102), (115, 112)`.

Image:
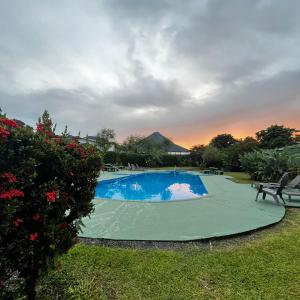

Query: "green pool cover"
(80, 172), (286, 241)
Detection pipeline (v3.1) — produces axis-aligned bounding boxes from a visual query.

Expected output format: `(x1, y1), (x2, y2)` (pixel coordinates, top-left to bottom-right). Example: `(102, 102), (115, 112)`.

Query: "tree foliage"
(95, 128), (116, 156)
(210, 134), (237, 149)
(222, 137), (259, 171)
(121, 135), (145, 153)
(202, 146), (224, 168)
(256, 125), (296, 149)
(0, 111), (101, 299)
(239, 149), (297, 181)
(190, 144), (206, 166)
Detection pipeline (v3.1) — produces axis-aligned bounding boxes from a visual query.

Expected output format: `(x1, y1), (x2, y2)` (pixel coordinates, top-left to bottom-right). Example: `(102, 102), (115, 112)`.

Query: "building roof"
(141, 132), (189, 153)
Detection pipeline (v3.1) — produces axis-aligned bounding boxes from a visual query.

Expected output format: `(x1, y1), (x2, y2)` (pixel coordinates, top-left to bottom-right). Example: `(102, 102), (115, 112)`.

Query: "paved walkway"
(80, 171), (286, 241)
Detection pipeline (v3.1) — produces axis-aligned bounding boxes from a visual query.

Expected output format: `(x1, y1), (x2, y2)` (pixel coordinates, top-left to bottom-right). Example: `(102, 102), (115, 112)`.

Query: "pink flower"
(1, 172), (17, 183)
(45, 191), (57, 203)
(0, 189), (24, 200)
(29, 233), (38, 241)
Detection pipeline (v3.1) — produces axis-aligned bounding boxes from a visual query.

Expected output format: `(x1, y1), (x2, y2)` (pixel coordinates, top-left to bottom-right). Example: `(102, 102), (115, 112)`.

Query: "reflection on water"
(167, 183), (207, 199)
(95, 172), (208, 201)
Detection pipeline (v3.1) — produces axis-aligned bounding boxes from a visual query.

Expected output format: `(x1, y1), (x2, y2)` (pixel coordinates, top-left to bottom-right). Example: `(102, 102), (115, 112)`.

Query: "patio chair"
(282, 189), (300, 201)
(286, 175), (300, 189)
(255, 172), (289, 205)
(127, 163), (136, 171)
(135, 164), (145, 171)
(251, 172), (289, 189)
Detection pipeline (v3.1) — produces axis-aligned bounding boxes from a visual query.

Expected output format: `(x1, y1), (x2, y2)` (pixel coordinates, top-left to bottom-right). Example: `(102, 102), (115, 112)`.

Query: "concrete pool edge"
(80, 171), (286, 241)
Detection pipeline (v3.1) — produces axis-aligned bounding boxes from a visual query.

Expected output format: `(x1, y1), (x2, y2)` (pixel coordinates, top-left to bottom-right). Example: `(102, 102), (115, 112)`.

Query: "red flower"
(0, 127), (10, 139)
(45, 191), (57, 203)
(29, 233), (38, 241)
(0, 118), (19, 128)
(1, 172), (17, 183)
(78, 147), (87, 158)
(32, 213), (41, 221)
(13, 218), (23, 227)
(36, 123), (44, 132)
(44, 130), (53, 137)
(0, 189), (24, 200)
(65, 142), (77, 149)
(59, 222), (68, 230)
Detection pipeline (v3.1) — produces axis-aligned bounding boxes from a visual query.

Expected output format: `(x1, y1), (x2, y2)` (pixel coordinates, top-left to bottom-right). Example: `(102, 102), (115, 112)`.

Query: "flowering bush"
(0, 110), (102, 299)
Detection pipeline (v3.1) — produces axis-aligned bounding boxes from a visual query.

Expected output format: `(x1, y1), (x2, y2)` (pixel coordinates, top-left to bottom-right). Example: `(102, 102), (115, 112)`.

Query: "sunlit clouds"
(0, 0), (299, 148)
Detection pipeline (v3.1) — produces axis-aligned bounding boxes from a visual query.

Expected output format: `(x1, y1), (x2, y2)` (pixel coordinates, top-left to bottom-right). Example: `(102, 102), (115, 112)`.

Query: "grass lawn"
(224, 172), (253, 184)
(38, 172), (300, 299)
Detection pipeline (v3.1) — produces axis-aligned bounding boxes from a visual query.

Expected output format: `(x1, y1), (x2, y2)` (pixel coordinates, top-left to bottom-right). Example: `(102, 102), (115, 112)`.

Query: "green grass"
(37, 172), (300, 300)
(225, 172), (253, 184)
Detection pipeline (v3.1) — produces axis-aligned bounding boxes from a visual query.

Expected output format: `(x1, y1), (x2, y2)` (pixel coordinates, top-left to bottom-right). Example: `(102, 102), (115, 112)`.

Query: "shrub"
(0, 111), (102, 299)
(239, 149), (291, 181)
(160, 154), (181, 167)
(103, 151), (120, 164)
(104, 151), (193, 168)
(119, 152), (151, 167)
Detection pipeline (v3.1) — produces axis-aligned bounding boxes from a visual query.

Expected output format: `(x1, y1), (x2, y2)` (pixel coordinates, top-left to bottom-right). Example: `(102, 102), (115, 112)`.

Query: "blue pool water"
(95, 172), (208, 201)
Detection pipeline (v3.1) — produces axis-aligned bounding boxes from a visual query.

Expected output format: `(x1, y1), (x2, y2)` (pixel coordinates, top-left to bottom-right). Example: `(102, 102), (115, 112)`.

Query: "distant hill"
(139, 132), (189, 154)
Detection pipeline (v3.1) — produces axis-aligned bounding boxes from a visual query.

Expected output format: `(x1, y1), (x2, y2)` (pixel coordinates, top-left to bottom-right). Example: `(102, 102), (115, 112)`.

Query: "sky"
(0, 0), (300, 148)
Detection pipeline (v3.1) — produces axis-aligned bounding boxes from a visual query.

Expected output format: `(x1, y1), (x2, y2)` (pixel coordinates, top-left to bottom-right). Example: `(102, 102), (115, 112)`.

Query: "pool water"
(95, 172), (208, 201)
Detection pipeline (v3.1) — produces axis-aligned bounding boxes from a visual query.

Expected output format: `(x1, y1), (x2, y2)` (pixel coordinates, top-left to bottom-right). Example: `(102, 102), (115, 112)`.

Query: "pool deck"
(79, 170), (292, 241)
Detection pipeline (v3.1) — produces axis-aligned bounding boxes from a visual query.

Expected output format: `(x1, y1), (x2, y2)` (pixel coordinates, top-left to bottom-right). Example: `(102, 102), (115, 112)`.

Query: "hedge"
(103, 151), (193, 167)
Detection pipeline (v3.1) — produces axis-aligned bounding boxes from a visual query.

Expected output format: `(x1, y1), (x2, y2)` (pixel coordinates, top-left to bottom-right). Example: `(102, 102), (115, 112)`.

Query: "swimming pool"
(95, 171), (208, 201)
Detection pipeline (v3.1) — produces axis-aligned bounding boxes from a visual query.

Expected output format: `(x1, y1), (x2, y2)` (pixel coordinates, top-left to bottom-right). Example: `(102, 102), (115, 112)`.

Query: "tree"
(202, 146), (224, 168)
(122, 135), (145, 153)
(222, 137), (259, 171)
(210, 134), (237, 149)
(95, 128), (116, 156)
(256, 125), (296, 149)
(190, 144), (206, 166)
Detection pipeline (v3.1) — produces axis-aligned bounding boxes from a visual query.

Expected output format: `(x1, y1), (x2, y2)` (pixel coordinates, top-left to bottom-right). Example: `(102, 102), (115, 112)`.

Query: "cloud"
(0, 0), (299, 146)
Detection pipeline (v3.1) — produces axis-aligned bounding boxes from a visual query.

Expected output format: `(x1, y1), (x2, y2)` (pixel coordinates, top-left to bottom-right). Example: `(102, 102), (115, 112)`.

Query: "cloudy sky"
(1, 0), (300, 148)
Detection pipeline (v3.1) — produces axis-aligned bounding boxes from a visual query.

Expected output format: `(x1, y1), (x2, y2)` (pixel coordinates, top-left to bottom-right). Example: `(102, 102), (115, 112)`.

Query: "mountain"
(140, 132), (189, 153)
